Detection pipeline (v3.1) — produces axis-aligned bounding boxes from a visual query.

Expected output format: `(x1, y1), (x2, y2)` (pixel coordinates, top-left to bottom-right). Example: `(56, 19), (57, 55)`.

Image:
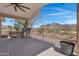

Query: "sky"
(2, 3), (77, 28)
(32, 3), (77, 28)
(2, 17), (16, 26)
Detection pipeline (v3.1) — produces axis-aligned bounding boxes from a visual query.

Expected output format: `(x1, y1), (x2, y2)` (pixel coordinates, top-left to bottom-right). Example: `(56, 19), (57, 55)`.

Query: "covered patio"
(0, 3), (78, 56)
(0, 3), (57, 56)
(0, 3), (46, 38)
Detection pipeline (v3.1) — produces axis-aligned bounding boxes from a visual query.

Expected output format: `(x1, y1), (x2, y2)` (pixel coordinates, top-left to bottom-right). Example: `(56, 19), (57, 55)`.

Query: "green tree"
(37, 27), (44, 34)
(8, 25), (12, 31)
(14, 20), (24, 31)
(47, 29), (54, 33)
(14, 23), (20, 31)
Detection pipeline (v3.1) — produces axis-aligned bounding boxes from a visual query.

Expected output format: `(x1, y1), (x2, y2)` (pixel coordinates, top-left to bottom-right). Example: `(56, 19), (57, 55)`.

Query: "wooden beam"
(0, 13), (27, 20)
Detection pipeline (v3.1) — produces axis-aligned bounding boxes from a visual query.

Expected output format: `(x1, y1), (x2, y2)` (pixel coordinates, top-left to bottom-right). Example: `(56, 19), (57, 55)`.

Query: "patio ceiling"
(0, 3), (46, 20)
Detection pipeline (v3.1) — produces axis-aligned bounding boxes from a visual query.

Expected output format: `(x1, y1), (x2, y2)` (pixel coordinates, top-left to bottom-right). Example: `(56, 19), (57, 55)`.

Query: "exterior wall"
(0, 16), (2, 38)
(1, 25), (16, 36)
(77, 3), (79, 55)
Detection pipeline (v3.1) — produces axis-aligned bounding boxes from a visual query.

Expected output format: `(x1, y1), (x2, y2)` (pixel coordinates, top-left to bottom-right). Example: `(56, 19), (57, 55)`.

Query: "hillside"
(40, 23), (76, 31)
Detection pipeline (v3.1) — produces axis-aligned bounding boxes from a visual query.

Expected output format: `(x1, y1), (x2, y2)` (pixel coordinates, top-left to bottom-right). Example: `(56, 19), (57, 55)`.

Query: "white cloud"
(48, 11), (70, 16)
(43, 8), (69, 12)
(56, 8), (70, 12)
(48, 8), (72, 16)
(63, 19), (76, 24)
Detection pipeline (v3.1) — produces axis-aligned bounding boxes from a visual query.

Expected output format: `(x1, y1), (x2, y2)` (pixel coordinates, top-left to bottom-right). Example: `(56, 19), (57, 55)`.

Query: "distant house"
(1, 25), (16, 36)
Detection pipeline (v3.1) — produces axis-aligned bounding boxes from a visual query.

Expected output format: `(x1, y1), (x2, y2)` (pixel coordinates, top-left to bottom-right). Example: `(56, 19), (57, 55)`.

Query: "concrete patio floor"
(0, 37), (56, 56)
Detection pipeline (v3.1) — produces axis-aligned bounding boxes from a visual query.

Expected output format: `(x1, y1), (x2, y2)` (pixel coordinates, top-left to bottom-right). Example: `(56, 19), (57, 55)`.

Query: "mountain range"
(40, 23), (76, 31)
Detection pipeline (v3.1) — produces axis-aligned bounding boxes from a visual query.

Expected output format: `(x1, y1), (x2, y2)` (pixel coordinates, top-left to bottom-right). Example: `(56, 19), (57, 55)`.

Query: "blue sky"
(32, 3), (77, 28)
(2, 17), (16, 26)
(2, 3), (77, 28)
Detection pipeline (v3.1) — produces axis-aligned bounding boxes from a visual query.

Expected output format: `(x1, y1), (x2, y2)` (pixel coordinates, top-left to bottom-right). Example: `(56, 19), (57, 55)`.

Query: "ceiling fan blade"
(18, 5), (30, 10)
(5, 4), (12, 7)
(13, 6), (17, 12)
(17, 6), (25, 12)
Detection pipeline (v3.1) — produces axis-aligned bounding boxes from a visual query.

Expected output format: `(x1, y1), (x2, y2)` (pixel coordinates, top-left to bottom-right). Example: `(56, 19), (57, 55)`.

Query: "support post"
(21, 18), (29, 38)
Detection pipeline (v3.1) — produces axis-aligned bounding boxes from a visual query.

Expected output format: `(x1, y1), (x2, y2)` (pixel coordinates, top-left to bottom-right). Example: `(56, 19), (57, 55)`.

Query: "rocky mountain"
(40, 23), (76, 31)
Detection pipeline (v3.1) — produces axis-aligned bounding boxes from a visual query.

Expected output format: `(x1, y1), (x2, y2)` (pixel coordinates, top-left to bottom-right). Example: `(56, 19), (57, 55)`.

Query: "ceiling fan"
(5, 3), (30, 12)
